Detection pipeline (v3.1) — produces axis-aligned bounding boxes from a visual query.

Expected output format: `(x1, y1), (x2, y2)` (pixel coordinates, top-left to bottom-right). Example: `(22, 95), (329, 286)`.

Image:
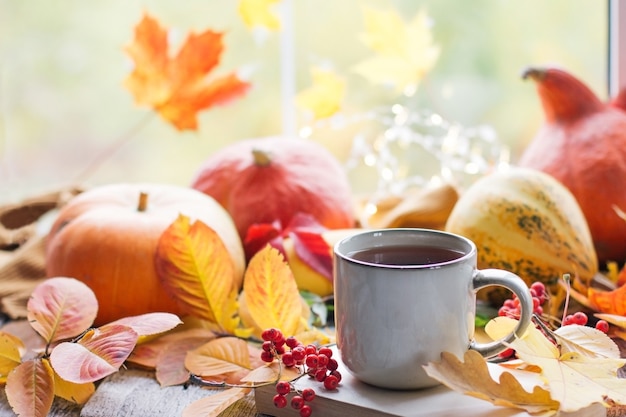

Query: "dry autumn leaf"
(423, 350), (559, 415)
(49, 324), (139, 384)
(486, 317), (626, 412)
(5, 358), (55, 417)
(155, 214), (241, 334)
(124, 13), (250, 131)
(26, 277), (98, 344)
(52, 371), (95, 405)
(0, 331), (24, 383)
(242, 246), (303, 337)
(352, 7), (440, 93)
(182, 387), (250, 417)
(588, 284), (626, 316)
(184, 337), (252, 379)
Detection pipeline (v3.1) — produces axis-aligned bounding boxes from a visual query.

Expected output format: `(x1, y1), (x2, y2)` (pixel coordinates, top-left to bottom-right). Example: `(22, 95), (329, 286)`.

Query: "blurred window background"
(0, 0), (607, 204)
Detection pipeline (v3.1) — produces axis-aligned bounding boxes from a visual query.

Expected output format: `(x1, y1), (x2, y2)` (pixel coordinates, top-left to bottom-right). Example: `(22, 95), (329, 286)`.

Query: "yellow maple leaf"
(296, 67), (346, 120)
(486, 317), (626, 413)
(238, 0), (281, 30)
(124, 13), (250, 131)
(352, 7), (440, 93)
(241, 246), (304, 338)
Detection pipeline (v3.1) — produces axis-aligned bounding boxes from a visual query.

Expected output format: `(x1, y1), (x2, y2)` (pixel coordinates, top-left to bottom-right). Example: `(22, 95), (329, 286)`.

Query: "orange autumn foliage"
(124, 13), (251, 131)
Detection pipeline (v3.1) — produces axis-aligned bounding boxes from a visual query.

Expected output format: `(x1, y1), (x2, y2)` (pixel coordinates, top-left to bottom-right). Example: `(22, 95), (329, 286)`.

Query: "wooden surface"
(0, 368), (263, 417)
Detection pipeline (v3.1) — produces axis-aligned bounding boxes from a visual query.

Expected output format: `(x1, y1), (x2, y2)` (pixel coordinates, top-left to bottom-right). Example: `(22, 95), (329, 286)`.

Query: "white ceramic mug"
(333, 228), (533, 390)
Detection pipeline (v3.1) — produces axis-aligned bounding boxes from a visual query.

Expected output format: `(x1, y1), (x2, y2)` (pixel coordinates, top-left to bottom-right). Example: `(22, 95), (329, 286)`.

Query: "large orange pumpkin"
(190, 136), (356, 250)
(45, 183), (245, 326)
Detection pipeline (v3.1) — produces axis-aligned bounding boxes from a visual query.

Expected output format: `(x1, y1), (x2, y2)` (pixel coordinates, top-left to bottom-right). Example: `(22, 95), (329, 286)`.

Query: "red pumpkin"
(519, 67), (626, 265)
(45, 183), (245, 326)
(190, 136), (356, 252)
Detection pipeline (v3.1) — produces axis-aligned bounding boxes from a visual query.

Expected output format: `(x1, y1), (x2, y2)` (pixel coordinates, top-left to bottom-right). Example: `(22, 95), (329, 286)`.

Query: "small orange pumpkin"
(45, 183), (245, 326)
(190, 136), (356, 253)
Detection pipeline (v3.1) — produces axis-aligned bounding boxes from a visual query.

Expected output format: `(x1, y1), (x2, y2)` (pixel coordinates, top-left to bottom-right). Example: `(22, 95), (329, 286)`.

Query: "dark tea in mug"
(347, 245), (465, 266)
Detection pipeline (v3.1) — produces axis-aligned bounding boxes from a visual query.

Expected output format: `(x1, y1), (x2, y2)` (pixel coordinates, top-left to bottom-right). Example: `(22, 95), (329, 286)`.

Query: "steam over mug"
(333, 228), (533, 390)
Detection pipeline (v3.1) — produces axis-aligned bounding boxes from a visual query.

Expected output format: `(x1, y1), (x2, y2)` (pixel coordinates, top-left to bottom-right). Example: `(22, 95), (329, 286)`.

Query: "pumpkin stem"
(252, 149), (272, 167)
(138, 192), (149, 212)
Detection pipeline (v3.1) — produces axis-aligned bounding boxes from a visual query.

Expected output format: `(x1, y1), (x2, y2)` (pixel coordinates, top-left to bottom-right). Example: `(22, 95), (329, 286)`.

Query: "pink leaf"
(27, 277), (98, 344)
(107, 313), (182, 337)
(50, 325), (138, 383)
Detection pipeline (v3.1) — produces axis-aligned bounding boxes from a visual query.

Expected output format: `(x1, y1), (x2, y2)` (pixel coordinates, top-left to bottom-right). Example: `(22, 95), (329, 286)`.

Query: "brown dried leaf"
(424, 350), (559, 414)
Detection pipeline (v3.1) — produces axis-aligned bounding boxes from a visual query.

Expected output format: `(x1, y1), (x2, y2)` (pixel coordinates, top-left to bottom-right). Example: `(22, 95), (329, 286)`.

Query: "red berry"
(276, 381), (291, 395)
(262, 328), (278, 342)
(314, 369), (327, 382)
(562, 314), (576, 326)
(596, 319), (610, 334)
(286, 336), (300, 349)
(292, 346), (306, 361)
(305, 345), (318, 356)
(330, 370), (342, 382)
(530, 281), (545, 298)
(273, 394), (287, 408)
(324, 374), (339, 390)
(318, 347), (333, 358)
(573, 311), (588, 326)
(326, 358), (339, 371)
(302, 387), (316, 402)
(317, 354), (329, 368)
(262, 341), (273, 352)
(305, 354), (319, 369)
(282, 351), (295, 367)
(291, 395), (305, 410)
(261, 350), (274, 363)
(498, 347), (515, 359)
(300, 405), (313, 417)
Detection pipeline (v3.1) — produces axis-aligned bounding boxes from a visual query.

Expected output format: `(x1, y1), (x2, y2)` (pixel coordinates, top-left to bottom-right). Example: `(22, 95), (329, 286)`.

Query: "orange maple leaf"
(124, 13), (251, 131)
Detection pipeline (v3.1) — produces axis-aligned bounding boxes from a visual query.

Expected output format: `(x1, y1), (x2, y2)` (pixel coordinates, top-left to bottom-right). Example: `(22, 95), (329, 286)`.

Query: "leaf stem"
(561, 273), (571, 325)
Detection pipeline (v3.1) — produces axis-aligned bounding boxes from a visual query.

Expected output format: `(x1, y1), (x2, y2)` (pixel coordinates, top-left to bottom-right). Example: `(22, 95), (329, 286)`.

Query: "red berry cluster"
(260, 328), (341, 417)
(562, 311), (609, 333)
(498, 281), (547, 319)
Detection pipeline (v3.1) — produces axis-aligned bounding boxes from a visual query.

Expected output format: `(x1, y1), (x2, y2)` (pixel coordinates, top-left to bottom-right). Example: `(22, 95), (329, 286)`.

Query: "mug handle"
(470, 269), (533, 358)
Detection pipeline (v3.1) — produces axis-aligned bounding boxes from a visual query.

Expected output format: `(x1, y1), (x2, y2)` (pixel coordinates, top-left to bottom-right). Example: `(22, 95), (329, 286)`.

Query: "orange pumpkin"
(45, 183), (245, 326)
(190, 136), (356, 252)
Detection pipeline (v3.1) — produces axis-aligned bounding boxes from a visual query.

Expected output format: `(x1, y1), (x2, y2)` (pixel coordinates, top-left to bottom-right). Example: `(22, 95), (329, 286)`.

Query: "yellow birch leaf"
(52, 370), (95, 404)
(0, 332), (24, 384)
(423, 350), (559, 415)
(5, 358), (55, 417)
(156, 214), (241, 334)
(184, 337), (251, 377)
(352, 7), (440, 92)
(182, 387), (250, 417)
(242, 246), (303, 337)
(486, 317), (626, 412)
(238, 0), (281, 30)
(296, 67), (346, 120)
